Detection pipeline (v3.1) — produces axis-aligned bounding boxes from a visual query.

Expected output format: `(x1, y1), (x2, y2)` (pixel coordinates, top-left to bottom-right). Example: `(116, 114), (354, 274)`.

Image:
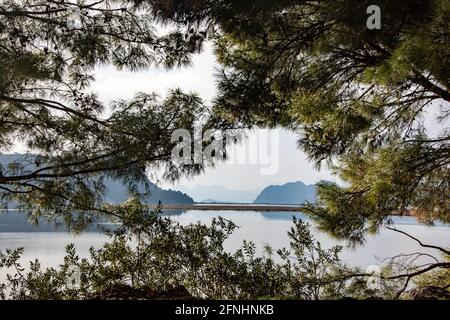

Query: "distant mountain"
(0, 153), (193, 205)
(177, 185), (260, 203)
(253, 181), (316, 205)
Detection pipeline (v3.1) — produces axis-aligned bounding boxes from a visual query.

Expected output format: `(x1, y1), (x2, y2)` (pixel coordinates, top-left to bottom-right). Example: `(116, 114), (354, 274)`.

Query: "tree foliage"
(0, 1), (449, 299)
(157, 0), (450, 242)
(0, 0), (219, 224)
(0, 202), (407, 300)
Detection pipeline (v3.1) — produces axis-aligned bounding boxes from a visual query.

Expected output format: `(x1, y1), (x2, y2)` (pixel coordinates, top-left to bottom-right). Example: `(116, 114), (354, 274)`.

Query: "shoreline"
(1, 204), (414, 215)
(151, 204), (303, 212)
(150, 204), (414, 216)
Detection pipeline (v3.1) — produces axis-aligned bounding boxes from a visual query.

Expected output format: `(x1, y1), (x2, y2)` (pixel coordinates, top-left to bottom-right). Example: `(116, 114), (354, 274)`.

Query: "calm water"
(0, 210), (449, 281)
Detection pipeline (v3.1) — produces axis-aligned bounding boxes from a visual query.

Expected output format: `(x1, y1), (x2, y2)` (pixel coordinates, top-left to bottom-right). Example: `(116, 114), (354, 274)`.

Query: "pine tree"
(159, 0), (450, 242)
(0, 0), (212, 226)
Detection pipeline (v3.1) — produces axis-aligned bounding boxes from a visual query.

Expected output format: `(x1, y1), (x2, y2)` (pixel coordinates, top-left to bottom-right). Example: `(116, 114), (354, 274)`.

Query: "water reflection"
(0, 210), (448, 280)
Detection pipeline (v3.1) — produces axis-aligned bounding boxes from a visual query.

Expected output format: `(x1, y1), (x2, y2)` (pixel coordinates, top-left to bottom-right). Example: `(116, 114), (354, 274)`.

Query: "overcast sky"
(11, 42), (446, 192)
(88, 43), (337, 191)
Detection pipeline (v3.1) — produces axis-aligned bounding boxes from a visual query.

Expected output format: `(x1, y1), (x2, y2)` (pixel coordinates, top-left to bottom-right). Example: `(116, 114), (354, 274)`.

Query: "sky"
(90, 42), (336, 192)
(9, 42), (446, 194)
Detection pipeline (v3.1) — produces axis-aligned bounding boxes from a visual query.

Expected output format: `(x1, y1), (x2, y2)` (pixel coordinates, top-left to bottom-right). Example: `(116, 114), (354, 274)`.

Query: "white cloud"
(91, 42), (217, 104)
(89, 43), (335, 190)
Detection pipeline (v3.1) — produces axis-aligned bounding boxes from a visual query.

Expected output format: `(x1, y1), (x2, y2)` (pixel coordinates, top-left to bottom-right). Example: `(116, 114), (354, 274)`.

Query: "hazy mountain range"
(0, 153), (193, 205)
(102, 178), (193, 204)
(179, 181), (317, 204)
(1, 153), (317, 205)
(177, 185), (261, 203)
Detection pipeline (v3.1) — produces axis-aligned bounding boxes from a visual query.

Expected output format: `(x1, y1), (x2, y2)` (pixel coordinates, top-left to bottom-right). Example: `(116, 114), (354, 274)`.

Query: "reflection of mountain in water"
(0, 211), (103, 233)
(258, 212), (431, 228)
(0, 210), (441, 233)
(258, 211), (309, 221)
(159, 209), (188, 217)
(0, 209), (189, 232)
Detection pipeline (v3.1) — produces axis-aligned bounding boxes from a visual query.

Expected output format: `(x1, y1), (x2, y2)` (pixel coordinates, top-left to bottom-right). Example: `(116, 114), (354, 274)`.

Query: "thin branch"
(386, 226), (450, 256)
